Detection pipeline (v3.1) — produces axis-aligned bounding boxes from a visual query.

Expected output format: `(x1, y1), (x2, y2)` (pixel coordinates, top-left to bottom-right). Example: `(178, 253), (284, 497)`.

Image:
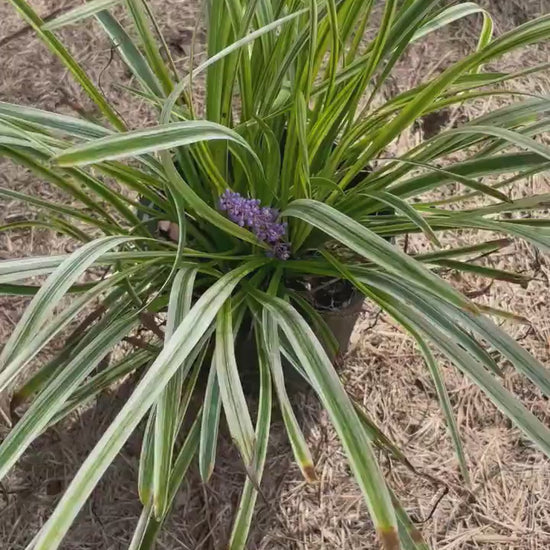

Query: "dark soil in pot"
(296, 277), (364, 360)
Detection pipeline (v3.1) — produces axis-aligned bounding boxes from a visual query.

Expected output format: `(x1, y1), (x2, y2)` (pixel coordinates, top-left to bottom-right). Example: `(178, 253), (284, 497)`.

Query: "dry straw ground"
(0, 1), (549, 549)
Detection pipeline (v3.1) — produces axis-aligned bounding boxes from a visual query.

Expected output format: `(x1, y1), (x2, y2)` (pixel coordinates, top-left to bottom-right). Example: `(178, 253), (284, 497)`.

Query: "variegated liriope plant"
(1, 1), (550, 549)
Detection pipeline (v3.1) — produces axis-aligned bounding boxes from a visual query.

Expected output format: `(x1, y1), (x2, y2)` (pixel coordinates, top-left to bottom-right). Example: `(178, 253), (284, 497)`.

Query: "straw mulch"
(0, 1), (549, 548)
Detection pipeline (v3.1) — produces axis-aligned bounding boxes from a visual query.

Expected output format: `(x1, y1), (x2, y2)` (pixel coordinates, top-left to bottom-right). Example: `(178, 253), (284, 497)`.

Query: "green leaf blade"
(228, 324), (272, 550)
(215, 301), (256, 467)
(42, 0), (124, 30)
(199, 358), (222, 482)
(54, 121), (260, 167)
(284, 199), (477, 314)
(153, 267), (197, 519)
(261, 311), (316, 482)
(253, 291), (399, 548)
(0, 314), (137, 482)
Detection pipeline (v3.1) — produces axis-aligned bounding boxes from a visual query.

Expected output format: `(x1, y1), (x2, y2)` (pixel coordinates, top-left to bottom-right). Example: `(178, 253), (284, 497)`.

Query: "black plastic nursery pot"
(135, 151), (381, 391)
(232, 283), (365, 393)
(137, 195), (365, 390)
(310, 282), (365, 361)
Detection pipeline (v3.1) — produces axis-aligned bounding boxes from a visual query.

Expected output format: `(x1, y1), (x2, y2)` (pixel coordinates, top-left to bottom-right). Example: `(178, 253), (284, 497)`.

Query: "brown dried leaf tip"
(378, 527), (400, 550)
(303, 463), (318, 483)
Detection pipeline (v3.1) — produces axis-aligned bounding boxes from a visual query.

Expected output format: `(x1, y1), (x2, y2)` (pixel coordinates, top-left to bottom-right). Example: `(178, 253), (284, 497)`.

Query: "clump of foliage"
(1, 1), (550, 549)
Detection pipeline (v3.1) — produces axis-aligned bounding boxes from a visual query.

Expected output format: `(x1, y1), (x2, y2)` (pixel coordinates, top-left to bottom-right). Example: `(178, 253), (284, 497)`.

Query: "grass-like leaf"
(126, 0), (174, 95)
(363, 190), (442, 247)
(153, 267), (197, 518)
(284, 199), (477, 313)
(416, 340), (470, 484)
(361, 278), (550, 459)
(51, 349), (152, 427)
(0, 314), (137, 481)
(95, 10), (164, 97)
(412, 2), (492, 43)
(199, 357), (222, 482)
(253, 290), (399, 550)
(0, 237), (140, 389)
(31, 260), (264, 549)
(54, 121), (261, 167)
(42, 0), (124, 30)
(228, 324), (272, 550)
(0, 100), (111, 139)
(131, 413), (202, 549)
(8, 0), (125, 130)
(260, 310), (316, 482)
(215, 300), (256, 467)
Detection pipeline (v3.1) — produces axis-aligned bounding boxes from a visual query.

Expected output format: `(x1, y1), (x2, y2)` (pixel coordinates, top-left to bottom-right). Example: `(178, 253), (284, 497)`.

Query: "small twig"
(438, 466), (502, 537)
(364, 308), (384, 332)
(140, 312), (165, 340)
(516, 324), (535, 343)
(123, 336), (158, 352)
(98, 42), (117, 98)
(417, 486), (450, 524)
(66, 305), (107, 346)
(465, 281), (494, 299)
(97, 41), (128, 127)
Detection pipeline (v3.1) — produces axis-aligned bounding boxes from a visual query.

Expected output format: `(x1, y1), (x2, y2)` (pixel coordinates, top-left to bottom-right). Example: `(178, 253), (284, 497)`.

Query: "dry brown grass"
(1, 1), (550, 549)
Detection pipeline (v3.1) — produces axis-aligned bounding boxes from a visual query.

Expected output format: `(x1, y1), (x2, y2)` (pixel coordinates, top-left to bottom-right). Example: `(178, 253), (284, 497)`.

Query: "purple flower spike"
(218, 189), (291, 260)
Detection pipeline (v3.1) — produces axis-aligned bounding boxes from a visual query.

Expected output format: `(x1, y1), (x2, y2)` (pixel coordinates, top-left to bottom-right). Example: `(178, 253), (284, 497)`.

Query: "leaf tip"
(303, 463), (317, 483)
(378, 527), (400, 550)
(496, 238), (513, 248)
(464, 301), (481, 316)
(430, 236), (443, 249)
